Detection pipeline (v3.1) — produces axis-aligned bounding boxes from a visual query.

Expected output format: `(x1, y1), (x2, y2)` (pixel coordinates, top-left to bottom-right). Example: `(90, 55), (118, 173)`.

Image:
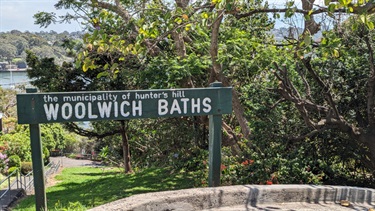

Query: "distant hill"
(0, 30), (83, 70)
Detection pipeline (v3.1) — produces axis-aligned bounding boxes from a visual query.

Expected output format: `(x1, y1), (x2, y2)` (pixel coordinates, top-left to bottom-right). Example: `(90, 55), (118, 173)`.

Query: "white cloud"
(0, 0), (82, 32)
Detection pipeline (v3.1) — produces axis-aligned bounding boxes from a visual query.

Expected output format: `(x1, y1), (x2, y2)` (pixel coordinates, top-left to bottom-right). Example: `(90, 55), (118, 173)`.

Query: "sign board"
(17, 84), (232, 211)
(17, 87), (232, 124)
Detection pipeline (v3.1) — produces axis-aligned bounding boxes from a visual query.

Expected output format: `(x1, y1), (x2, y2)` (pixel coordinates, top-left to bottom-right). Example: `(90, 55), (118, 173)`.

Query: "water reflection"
(0, 71), (32, 89)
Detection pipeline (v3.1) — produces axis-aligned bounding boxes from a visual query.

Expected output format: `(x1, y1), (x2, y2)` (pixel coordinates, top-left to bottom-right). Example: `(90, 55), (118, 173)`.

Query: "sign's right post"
(208, 81), (225, 187)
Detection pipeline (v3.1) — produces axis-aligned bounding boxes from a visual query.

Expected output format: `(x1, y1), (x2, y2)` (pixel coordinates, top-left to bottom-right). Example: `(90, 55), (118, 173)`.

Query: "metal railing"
(0, 160), (61, 208)
(0, 169), (22, 209)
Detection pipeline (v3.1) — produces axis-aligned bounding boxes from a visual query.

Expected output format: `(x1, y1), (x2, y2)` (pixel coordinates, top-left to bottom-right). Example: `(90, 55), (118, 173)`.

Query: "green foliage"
(20, 162), (32, 175)
(43, 146), (50, 165)
(1, 127), (32, 162)
(0, 152), (8, 174)
(26, 0), (375, 188)
(6, 166), (18, 176)
(8, 155), (21, 168)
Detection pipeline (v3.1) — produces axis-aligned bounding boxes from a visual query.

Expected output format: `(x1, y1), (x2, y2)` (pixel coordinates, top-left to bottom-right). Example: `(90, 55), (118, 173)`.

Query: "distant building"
(17, 62), (27, 69)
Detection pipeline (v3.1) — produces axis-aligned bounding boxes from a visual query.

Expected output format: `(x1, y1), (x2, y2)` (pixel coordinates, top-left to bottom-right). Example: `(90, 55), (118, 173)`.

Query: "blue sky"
(0, 0), (82, 32)
(0, 0), (324, 33)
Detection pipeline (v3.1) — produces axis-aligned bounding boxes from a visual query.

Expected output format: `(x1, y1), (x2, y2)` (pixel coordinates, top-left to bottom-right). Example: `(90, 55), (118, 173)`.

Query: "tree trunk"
(120, 120), (133, 173)
(356, 130), (375, 173)
(209, 11), (252, 140)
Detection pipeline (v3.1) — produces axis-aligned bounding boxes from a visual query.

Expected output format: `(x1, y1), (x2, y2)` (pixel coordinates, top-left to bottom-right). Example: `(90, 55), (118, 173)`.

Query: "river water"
(0, 71), (32, 89)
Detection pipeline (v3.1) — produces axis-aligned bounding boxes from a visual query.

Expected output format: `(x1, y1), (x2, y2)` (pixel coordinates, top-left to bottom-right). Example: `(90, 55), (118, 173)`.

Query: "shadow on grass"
(12, 167), (195, 210)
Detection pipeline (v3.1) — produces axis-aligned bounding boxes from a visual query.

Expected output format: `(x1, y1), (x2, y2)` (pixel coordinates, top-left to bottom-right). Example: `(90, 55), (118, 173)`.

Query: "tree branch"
(93, 0), (131, 22)
(272, 61), (361, 140)
(301, 58), (341, 118)
(64, 122), (121, 138)
(235, 2), (375, 20)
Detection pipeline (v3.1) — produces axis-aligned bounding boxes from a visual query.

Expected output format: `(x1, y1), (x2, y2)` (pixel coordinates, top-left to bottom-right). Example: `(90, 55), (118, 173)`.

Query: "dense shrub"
(0, 152), (9, 174)
(43, 146), (50, 165)
(8, 155), (21, 168)
(7, 166), (18, 176)
(21, 162), (32, 175)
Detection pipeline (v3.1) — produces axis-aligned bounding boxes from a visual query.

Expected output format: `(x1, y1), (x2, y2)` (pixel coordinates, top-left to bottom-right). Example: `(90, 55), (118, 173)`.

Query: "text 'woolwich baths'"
(43, 94), (212, 120)
(17, 88), (232, 124)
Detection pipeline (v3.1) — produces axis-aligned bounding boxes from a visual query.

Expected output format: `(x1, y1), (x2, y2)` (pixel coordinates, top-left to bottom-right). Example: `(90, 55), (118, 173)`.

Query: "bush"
(21, 162), (32, 175)
(0, 152), (8, 174)
(7, 166), (18, 176)
(43, 146), (50, 165)
(8, 155), (21, 168)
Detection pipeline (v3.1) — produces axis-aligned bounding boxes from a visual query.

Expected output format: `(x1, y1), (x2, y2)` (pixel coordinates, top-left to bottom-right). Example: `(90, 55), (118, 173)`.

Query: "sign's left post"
(26, 88), (47, 211)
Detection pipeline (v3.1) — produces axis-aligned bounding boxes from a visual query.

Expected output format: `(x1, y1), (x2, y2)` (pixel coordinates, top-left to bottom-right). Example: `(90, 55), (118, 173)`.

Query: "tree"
(0, 43), (17, 61)
(33, 0), (375, 180)
(26, 48), (139, 173)
(0, 87), (17, 133)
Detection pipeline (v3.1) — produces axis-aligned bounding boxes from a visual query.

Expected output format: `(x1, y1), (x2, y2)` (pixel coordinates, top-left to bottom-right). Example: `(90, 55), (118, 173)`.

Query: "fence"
(0, 160), (61, 208)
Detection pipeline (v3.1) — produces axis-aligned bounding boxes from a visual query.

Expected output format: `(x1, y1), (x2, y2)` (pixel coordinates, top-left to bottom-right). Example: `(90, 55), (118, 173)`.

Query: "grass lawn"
(12, 166), (196, 210)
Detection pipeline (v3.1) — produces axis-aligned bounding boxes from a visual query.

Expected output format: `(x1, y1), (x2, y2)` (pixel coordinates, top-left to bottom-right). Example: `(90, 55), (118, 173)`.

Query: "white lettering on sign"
(88, 103), (98, 119)
(42, 92), (213, 121)
(43, 100), (144, 121)
(61, 103), (73, 120)
(75, 102), (85, 119)
(157, 97), (212, 116)
(44, 104), (59, 121)
(98, 102), (112, 118)
(120, 101), (130, 117)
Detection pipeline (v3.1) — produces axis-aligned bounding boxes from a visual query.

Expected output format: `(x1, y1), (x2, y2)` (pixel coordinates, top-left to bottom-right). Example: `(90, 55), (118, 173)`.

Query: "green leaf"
(360, 15), (366, 23)
(333, 49), (339, 58)
(321, 38), (327, 45)
(82, 63), (88, 72)
(303, 34), (311, 45)
(367, 21), (374, 30)
(324, 0), (331, 6)
(110, 63), (119, 72)
(97, 71), (109, 78)
(75, 60), (81, 69)
(328, 4), (336, 12)
(174, 17), (182, 24)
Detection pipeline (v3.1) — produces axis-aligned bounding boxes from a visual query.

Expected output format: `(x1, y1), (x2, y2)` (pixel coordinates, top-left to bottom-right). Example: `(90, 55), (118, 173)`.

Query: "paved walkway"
(50, 156), (101, 168)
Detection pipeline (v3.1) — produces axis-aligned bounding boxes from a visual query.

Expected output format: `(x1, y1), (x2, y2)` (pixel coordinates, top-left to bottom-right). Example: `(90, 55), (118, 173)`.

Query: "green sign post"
(17, 82), (232, 210)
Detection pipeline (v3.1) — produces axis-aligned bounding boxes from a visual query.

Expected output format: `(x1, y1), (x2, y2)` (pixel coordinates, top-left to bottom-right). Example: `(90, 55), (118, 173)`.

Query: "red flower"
(241, 159), (254, 166)
(221, 164), (227, 171)
(266, 180), (273, 185)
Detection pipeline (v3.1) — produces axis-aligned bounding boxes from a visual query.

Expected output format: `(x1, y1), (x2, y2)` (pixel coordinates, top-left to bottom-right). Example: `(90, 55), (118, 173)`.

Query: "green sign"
(17, 87), (232, 124)
(17, 84), (232, 211)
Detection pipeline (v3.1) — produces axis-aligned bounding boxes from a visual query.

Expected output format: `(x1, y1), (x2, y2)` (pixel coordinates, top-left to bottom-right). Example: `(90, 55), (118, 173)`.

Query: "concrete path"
(89, 184), (375, 211)
(49, 156), (101, 168)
